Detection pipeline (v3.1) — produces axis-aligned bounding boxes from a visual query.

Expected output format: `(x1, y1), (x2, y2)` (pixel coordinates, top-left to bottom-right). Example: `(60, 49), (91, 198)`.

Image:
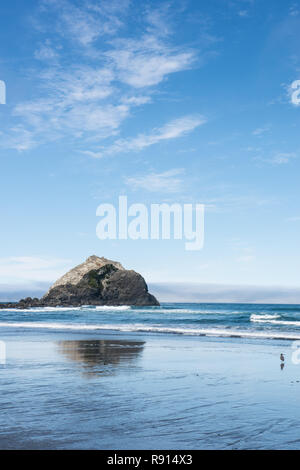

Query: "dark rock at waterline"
(0, 256), (159, 309)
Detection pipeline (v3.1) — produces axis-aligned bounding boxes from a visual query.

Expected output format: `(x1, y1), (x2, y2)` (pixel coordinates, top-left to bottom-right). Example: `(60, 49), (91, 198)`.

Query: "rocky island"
(0, 255), (159, 308)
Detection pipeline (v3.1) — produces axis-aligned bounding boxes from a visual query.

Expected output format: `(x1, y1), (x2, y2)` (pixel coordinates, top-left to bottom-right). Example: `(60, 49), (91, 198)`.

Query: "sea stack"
(1, 256), (159, 308)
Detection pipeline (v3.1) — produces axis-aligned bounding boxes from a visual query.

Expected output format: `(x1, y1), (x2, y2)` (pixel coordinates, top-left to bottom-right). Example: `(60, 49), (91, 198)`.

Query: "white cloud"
(108, 45), (194, 88)
(0, 257), (72, 283)
(3, 127), (37, 152)
(2, 1), (213, 153)
(106, 9), (196, 88)
(253, 150), (298, 166)
(40, 0), (129, 45)
(252, 125), (271, 136)
(289, 4), (300, 17)
(60, 10), (101, 46)
(121, 96), (151, 106)
(34, 43), (58, 61)
(84, 115), (206, 158)
(145, 4), (172, 37)
(16, 66), (115, 110)
(5, 67), (131, 148)
(6, 65), (155, 150)
(125, 168), (184, 193)
(270, 152), (297, 164)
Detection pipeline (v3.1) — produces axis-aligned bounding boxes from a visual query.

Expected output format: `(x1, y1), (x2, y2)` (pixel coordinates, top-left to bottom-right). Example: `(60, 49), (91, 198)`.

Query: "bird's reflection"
(57, 339), (145, 377)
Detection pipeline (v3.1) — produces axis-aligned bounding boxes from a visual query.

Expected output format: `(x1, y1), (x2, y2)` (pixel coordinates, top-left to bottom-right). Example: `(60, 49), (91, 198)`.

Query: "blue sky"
(0, 0), (300, 300)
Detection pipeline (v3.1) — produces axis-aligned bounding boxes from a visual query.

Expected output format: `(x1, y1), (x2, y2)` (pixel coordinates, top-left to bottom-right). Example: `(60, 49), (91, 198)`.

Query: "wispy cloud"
(1, 0), (211, 153)
(5, 66), (155, 151)
(238, 10), (249, 18)
(39, 0), (130, 45)
(125, 168), (185, 193)
(253, 150), (298, 166)
(34, 42), (59, 61)
(2, 126), (37, 152)
(107, 39), (194, 88)
(252, 125), (271, 136)
(228, 0), (255, 19)
(289, 4), (300, 17)
(270, 152), (297, 164)
(0, 257), (72, 283)
(83, 115), (206, 158)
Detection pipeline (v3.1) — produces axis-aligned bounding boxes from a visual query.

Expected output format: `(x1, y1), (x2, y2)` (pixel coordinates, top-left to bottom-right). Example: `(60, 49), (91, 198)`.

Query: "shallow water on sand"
(1, 323), (300, 449)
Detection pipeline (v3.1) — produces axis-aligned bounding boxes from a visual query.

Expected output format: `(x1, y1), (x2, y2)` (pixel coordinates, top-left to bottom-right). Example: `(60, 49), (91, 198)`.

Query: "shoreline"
(1, 320), (300, 342)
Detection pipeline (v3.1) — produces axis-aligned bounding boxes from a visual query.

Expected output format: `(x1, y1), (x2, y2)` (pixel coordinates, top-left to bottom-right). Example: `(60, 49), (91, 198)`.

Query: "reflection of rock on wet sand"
(57, 339), (145, 377)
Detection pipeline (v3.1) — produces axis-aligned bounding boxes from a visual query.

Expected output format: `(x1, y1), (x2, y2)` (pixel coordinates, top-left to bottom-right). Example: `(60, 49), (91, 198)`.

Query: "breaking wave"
(1, 321), (300, 340)
(250, 314), (280, 321)
(95, 306), (131, 311)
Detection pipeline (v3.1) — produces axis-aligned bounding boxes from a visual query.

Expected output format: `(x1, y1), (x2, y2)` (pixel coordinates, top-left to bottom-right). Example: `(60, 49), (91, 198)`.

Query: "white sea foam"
(134, 308), (229, 314)
(135, 308), (195, 314)
(95, 306), (131, 311)
(0, 321), (300, 340)
(250, 314), (280, 321)
(0, 307), (83, 313)
(0, 305), (131, 313)
(251, 316), (300, 327)
(0, 306), (240, 315)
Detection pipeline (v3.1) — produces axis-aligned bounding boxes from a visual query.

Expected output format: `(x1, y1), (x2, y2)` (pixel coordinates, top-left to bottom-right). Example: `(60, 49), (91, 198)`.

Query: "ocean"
(1, 302), (300, 340)
(1, 302), (300, 449)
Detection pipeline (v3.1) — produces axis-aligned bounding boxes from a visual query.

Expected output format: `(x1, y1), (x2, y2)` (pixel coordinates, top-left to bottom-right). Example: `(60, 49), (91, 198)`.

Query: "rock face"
(0, 256), (159, 308)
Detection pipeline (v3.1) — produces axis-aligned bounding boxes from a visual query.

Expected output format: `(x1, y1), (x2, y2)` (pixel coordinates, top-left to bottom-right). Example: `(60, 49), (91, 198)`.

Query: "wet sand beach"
(0, 327), (300, 449)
